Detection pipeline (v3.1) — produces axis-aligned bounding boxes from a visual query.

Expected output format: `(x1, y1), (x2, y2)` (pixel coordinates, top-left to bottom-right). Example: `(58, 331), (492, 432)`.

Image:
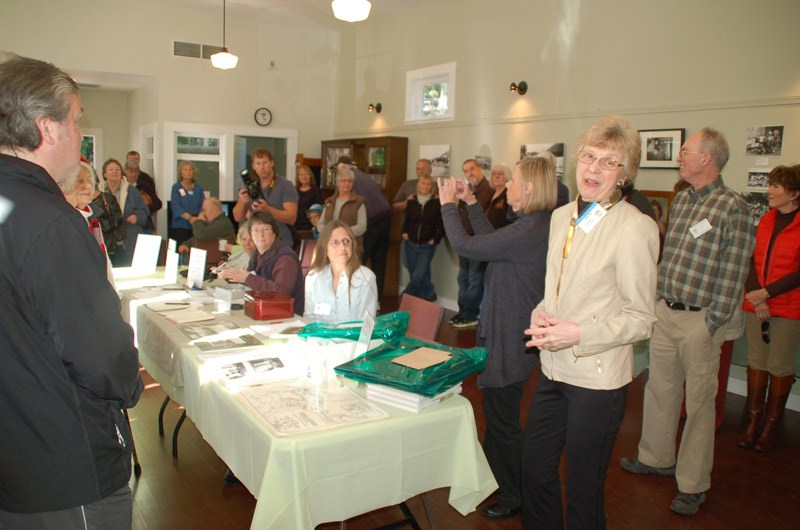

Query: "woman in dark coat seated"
(217, 210), (304, 315)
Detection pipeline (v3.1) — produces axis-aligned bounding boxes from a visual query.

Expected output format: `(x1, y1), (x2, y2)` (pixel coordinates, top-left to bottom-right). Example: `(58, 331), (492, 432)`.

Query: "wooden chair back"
(398, 294), (444, 342)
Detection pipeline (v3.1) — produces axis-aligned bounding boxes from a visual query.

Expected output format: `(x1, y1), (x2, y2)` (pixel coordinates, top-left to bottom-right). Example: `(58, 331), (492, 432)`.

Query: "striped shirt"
(658, 177), (755, 334)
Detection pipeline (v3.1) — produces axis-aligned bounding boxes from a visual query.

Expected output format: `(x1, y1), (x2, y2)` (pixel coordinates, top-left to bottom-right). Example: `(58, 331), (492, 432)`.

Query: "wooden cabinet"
(320, 136), (409, 299)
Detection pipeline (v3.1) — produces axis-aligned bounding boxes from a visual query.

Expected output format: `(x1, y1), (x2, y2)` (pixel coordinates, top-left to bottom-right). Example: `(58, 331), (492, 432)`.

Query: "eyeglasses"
(250, 226), (273, 235)
(329, 238), (353, 248)
(761, 321), (771, 344)
(577, 150), (624, 171)
(678, 149), (705, 157)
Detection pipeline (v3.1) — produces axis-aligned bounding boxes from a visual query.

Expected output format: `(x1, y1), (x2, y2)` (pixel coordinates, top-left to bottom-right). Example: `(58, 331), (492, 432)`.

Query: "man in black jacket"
(0, 53), (143, 529)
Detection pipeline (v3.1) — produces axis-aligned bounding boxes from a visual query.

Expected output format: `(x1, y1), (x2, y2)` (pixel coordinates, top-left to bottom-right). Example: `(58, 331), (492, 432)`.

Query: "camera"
(240, 169), (263, 201)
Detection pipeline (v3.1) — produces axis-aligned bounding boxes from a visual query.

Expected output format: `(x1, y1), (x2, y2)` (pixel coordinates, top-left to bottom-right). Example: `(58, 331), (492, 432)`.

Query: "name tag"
(178, 188), (186, 197)
(689, 218), (713, 238)
(314, 302), (332, 316)
(577, 202), (606, 233)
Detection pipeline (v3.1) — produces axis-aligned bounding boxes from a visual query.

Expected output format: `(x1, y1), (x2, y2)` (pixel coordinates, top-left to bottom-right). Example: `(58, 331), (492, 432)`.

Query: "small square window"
(405, 62), (456, 124)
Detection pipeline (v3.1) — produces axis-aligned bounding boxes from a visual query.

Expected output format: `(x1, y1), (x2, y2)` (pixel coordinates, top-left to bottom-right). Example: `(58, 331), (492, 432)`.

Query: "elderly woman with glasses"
(303, 221), (378, 324)
(317, 167), (367, 247)
(739, 164), (800, 452)
(521, 115), (659, 529)
(217, 211), (304, 315)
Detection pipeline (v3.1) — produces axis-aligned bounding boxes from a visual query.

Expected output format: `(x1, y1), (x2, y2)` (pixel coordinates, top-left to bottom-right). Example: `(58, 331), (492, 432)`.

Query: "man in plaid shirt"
(620, 128), (754, 516)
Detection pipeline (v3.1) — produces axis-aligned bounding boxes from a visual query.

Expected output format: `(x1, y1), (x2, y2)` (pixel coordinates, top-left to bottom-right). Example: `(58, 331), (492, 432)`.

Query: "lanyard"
(554, 191), (621, 306)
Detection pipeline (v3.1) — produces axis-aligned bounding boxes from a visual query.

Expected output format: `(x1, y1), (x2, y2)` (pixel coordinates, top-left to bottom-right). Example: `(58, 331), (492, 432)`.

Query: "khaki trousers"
(744, 311), (800, 376)
(637, 300), (727, 494)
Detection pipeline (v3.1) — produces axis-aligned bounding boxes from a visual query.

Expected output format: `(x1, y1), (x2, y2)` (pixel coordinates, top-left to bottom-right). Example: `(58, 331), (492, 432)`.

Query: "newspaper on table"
(237, 381), (389, 436)
(201, 346), (305, 389)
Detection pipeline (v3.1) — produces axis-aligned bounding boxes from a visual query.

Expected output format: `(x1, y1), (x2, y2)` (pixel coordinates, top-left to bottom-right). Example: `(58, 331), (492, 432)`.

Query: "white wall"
(79, 90), (130, 165)
(328, 0), (800, 303)
(0, 0), (339, 157)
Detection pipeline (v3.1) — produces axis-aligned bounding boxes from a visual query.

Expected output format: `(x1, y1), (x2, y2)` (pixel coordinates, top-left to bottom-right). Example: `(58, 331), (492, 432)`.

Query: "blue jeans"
(457, 256), (486, 320)
(404, 241), (437, 299)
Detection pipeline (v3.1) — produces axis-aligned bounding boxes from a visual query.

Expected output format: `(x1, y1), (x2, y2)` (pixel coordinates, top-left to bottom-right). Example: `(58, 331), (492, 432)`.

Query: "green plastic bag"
(334, 336), (489, 397)
(298, 311), (409, 341)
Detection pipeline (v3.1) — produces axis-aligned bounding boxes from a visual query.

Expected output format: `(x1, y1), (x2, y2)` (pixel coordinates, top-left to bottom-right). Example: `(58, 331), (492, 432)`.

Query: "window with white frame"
(405, 62), (456, 124)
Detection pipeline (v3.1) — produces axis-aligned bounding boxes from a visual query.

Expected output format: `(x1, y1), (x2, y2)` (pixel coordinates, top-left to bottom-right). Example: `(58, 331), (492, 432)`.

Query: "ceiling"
(145, 0), (427, 30)
(73, 0), (425, 90)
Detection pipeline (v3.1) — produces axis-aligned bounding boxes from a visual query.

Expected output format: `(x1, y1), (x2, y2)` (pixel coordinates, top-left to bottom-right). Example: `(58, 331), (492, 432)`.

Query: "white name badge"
(314, 302), (332, 316)
(689, 218), (713, 238)
(577, 202), (607, 233)
(178, 188), (186, 197)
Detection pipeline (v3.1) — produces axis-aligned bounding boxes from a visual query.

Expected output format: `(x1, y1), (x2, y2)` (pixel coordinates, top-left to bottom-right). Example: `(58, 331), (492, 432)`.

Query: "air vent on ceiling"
(173, 41), (225, 61)
(173, 41), (202, 58)
(202, 45), (224, 59)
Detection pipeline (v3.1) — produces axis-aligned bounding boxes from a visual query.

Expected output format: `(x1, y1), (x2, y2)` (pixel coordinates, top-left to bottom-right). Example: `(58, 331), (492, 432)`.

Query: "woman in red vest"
(740, 164), (800, 451)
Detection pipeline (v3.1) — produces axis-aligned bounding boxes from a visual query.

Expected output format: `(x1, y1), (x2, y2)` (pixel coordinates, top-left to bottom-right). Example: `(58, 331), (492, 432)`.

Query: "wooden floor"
(128, 300), (800, 530)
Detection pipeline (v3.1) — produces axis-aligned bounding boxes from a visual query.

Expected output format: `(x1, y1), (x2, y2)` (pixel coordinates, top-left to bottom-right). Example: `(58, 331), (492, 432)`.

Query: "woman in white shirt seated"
(304, 220), (378, 324)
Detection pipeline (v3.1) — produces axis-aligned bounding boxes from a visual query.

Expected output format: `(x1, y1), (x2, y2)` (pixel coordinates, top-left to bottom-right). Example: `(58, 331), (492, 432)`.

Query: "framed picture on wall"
(639, 129), (685, 169)
(641, 189), (674, 229)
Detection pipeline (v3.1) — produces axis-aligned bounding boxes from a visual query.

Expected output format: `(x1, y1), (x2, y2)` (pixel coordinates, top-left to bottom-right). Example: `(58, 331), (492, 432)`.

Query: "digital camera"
(240, 169), (263, 201)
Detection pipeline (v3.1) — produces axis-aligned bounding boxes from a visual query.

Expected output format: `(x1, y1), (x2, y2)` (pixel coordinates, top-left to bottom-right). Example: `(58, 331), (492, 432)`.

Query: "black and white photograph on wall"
(747, 169), (770, 190)
(520, 143), (565, 180)
(741, 191), (770, 222)
(638, 129), (684, 169)
(420, 144), (450, 177)
(474, 155), (492, 171)
(746, 126), (784, 156)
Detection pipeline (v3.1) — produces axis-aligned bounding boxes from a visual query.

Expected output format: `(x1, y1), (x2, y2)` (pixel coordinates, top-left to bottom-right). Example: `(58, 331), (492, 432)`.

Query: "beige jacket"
(535, 199), (659, 390)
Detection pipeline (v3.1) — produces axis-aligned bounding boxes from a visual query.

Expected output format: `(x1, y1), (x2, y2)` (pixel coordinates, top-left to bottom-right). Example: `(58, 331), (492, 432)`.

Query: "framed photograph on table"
(639, 129), (685, 169)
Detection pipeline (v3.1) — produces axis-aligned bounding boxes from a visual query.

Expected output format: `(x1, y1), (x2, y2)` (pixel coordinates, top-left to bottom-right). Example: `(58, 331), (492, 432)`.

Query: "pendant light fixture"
(331, 0), (372, 23)
(210, 0), (238, 70)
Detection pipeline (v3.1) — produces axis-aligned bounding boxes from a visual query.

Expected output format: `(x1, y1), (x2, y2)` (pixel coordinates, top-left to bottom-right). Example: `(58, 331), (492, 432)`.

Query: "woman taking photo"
(739, 164), (800, 452)
(437, 155), (557, 520)
(217, 211), (304, 315)
(295, 164), (324, 231)
(99, 158), (149, 267)
(401, 174), (444, 302)
(317, 167), (367, 247)
(523, 115), (659, 529)
(170, 160), (205, 246)
(304, 221), (378, 325)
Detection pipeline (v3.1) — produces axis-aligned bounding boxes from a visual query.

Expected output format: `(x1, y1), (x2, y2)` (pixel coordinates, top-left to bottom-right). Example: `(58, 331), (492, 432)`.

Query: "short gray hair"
(698, 127), (730, 171)
(0, 52), (79, 151)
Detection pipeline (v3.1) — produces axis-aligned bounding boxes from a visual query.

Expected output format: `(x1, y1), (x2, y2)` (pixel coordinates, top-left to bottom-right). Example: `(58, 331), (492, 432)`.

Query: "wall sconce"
(509, 81), (528, 95)
(368, 102), (382, 113)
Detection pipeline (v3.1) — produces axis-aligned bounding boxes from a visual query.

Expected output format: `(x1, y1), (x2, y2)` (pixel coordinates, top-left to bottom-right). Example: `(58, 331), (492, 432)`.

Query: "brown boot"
(738, 367), (768, 448)
(753, 374), (795, 452)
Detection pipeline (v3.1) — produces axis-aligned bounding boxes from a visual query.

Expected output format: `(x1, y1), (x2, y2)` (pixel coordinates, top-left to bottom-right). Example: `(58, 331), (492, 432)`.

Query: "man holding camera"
(233, 147), (298, 245)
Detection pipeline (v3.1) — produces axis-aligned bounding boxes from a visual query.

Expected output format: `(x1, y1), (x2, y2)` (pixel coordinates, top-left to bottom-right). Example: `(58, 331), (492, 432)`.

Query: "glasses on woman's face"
(251, 226), (273, 236)
(328, 237), (353, 248)
(761, 321), (771, 344)
(577, 150), (624, 171)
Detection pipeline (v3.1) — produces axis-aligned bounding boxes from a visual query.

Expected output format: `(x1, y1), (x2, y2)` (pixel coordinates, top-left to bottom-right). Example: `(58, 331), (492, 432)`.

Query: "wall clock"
(254, 107), (272, 126)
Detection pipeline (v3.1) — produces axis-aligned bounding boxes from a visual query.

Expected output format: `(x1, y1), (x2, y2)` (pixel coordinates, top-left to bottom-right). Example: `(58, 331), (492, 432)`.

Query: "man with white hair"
(0, 53), (142, 529)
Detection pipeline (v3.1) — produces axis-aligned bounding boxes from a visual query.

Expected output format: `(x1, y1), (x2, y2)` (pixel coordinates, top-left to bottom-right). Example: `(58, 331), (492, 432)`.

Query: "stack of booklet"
(364, 383), (462, 413)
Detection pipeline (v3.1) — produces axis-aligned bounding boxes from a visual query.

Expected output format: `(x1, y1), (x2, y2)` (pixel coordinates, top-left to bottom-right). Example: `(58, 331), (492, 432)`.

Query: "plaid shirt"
(658, 177), (755, 334)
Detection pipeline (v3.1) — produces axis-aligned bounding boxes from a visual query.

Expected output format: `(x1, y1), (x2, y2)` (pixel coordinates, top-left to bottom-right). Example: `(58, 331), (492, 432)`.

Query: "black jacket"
(0, 154), (143, 513)
(401, 195), (445, 245)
